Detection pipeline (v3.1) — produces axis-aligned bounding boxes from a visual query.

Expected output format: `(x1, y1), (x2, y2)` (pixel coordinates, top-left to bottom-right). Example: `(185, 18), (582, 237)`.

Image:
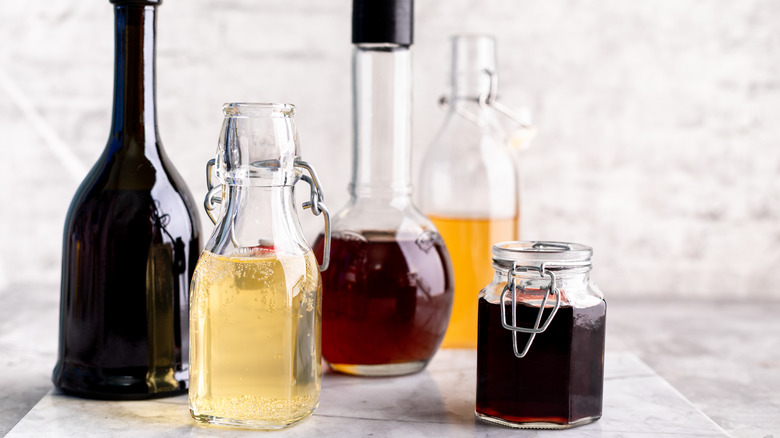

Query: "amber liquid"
(476, 297), (606, 427)
(189, 250), (321, 428)
(430, 216), (518, 348)
(312, 230), (453, 375)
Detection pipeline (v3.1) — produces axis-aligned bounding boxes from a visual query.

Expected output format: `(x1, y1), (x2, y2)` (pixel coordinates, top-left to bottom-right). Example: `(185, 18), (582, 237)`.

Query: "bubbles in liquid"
(189, 250), (322, 426)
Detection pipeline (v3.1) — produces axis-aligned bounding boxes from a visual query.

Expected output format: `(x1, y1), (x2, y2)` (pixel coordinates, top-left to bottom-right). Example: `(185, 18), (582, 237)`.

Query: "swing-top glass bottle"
(419, 35), (531, 349)
(189, 103), (330, 429)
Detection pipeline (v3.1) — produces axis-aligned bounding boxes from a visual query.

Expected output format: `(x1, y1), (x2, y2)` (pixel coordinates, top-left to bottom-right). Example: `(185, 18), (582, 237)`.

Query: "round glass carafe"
(313, 42), (455, 377)
(189, 103), (329, 429)
(476, 241), (606, 429)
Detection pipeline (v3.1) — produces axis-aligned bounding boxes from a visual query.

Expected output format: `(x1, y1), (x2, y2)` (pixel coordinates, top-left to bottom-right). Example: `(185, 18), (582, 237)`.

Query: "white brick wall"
(1, 0), (778, 298)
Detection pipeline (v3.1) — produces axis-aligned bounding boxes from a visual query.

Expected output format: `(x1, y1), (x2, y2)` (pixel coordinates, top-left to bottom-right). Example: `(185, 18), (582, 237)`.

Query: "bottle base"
(327, 360), (428, 377)
(190, 408), (316, 430)
(475, 411), (601, 430)
(56, 386), (187, 401)
(53, 362), (187, 400)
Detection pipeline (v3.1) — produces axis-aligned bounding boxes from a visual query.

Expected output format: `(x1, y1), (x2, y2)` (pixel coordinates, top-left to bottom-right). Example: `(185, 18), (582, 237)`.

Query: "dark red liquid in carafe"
(476, 297), (606, 426)
(313, 230), (453, 368)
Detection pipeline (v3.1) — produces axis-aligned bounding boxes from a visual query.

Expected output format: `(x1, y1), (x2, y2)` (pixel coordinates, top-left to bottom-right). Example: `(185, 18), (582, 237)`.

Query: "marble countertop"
(1, 288), (779, 437)
(6, 352), (726, 437)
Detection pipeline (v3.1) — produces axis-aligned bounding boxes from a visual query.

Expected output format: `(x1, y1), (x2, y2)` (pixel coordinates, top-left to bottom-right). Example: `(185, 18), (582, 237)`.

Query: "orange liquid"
(430, 216), (518, 348)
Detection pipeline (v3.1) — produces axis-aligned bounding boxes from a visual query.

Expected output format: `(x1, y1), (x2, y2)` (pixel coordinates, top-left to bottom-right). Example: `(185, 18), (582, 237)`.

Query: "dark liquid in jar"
(476, 296), (606, 425)
(313, 230), (453, 368)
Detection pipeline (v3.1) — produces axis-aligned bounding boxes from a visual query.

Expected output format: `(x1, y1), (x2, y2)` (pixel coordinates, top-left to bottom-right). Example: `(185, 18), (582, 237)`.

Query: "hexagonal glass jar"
(476, 241), (606, 429)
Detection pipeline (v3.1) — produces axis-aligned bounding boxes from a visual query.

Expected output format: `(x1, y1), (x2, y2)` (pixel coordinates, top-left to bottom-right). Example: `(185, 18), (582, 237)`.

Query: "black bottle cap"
(352, 0), (413, 46)
(110, 0), (162, 5)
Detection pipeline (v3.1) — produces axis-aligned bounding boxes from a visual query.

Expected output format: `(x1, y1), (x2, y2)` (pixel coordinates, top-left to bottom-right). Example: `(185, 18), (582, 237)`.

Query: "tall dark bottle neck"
(109, 4), (159, 151)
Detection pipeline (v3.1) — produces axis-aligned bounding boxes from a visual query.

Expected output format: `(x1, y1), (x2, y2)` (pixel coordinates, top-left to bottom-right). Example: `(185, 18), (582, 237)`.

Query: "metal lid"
(492, 241), (592, 270)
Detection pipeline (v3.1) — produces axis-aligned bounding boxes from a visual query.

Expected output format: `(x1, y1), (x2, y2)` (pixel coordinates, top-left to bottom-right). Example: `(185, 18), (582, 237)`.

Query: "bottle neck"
(350, 44), (412, 204)
(210, 184), (308, 255)
(449, 36), (496, 101)
(108, 4), (159, 153)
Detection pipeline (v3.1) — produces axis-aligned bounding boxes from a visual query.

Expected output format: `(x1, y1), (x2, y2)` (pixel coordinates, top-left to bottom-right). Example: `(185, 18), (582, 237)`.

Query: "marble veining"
(7, 351), (727, 437)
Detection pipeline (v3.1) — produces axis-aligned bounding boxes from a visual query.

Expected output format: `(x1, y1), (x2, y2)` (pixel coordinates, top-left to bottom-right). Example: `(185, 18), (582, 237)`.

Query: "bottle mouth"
(450, 34), (495, 43)
(223, 103), (295, 118)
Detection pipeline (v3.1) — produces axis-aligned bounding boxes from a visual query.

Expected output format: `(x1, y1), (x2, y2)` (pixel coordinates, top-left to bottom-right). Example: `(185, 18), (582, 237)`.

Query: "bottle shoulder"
(64, 141), (201, 234)
(417, 149), (518, 212)
(426, 105), (505, 148)
(330, 199), (439, 237)
(78, 138), (195, 194)
(422, 113), (515, 182)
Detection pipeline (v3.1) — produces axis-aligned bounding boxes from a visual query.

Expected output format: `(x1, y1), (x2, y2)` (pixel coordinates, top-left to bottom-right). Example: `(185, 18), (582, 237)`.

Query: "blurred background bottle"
(53, 0), (201, 399)
(419, 35), (529, 349)
(313, 0), (454, 377)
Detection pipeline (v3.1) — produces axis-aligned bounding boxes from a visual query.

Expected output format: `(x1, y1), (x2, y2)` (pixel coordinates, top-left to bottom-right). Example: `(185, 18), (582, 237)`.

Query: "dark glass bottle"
(53, 0), (201, 400)
(312, 0), (454, 377)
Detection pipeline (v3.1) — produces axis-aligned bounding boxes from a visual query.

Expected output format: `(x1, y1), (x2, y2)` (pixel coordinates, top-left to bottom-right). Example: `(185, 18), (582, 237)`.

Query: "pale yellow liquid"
(189, 250), (321, 429)
(431, 216), (518, 349)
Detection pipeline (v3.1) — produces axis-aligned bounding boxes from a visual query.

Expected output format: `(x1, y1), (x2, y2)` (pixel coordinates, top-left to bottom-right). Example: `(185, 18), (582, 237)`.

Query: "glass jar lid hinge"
(500, 261), (561, 358)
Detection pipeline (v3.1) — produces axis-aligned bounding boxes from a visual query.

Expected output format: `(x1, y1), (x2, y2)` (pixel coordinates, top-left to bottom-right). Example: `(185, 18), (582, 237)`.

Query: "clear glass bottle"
(476, 241), (606, 429)
(312, 0), (454, 377)
(189, 103), (330, 429)
(54, 0), (201, 399)
(419, 35), (524, 349)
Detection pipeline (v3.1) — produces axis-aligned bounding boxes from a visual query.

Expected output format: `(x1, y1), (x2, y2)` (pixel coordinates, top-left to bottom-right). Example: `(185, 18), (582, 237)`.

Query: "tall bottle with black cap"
(313, 0), (454, 377)
(53, 0), (201, 399)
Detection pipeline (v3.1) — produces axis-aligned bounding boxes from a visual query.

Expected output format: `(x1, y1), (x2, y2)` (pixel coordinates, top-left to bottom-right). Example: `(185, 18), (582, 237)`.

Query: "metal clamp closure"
(479, 69), (531, 130)
(201, 157), (332, 272)
(500, 261), (561, 358)
(204, 159), (222, 225)
(439, 69), (533, 131)
(294, 159), (331, 272)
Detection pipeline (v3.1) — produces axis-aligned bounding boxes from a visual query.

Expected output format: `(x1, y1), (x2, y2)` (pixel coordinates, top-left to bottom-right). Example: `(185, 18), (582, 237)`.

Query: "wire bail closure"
(499, 261), (562, 358)
(438, 69), (533, 131)
(492, 241), (593, 358)
(202, 158), (332, 272)
(204, 159), (221, 224)
(294, 159), (331, 272)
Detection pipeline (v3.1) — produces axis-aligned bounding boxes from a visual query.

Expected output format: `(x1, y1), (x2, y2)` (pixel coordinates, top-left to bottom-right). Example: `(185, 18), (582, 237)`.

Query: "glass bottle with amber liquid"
(312, 0), (454, 377)
(53, 0), (201, 399)
(419, 35), (529, 349)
